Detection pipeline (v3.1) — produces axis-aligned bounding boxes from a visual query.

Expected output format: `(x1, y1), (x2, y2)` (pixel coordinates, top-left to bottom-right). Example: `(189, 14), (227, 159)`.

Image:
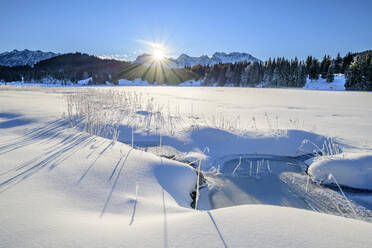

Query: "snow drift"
(307, 153), (372, 191)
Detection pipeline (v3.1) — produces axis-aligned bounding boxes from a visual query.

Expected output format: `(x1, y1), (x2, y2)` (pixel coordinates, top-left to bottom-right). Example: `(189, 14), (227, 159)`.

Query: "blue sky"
(1, 0), (371, 61)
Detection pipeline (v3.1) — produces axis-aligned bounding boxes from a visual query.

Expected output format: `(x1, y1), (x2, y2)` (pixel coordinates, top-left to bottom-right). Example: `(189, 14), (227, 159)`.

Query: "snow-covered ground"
(118, 78), (151, 86)
(178, 80), (203, 86)
(1, 74), (347, 90)
(303, 75), (346, 91)
(0, 86), (371, 247)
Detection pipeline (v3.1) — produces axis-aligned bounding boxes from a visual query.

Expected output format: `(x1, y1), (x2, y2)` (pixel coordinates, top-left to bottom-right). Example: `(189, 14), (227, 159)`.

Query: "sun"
(153, 49), (164, 61)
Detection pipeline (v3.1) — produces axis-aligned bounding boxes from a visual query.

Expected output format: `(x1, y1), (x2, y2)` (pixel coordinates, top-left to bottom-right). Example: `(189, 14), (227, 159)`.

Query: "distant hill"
(0, 49), (58, 67)
(0, 52), (198, 85)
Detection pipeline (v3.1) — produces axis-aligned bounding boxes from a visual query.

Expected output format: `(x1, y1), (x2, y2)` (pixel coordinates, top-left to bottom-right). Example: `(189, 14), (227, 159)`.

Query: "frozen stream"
(205, 155), (372, 222)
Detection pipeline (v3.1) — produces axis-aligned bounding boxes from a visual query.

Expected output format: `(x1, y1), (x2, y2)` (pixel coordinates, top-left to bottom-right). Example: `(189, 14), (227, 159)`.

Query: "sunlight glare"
(153, 49), (164, 61)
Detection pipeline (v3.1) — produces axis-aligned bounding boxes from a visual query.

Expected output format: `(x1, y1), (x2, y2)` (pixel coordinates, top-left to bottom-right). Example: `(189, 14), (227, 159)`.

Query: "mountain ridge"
(0, 49), (59, 67)
(1, 49), (260, 68)
(134, 51), (261, 68)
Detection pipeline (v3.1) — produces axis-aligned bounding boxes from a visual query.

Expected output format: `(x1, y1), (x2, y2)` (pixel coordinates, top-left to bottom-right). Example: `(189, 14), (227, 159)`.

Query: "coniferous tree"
(263, 58), (273, 83)
(320, 55), (331, 79)
(305, 56), (313, 74)
(345, 57), (363, 89)
(367, 56), (372, 88)
(342, 52), (353, 73)
(334, 52), (342, 74)
(217, 65), (227, 86)
(240, 64), (249, 85)
(297, 62), (307, 87)
(320, 55), (328, 78)
(309, 59), (320, 80)
(326, 64), (334, 82)
(345, 51), (372, 90)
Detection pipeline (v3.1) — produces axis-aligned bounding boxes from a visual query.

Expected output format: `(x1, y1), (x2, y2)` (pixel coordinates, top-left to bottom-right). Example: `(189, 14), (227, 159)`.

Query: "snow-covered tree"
(326, 64), (334, 82)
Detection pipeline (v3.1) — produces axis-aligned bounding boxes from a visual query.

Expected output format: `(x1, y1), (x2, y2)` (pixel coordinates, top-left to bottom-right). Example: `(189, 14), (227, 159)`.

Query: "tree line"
(0, 50), (371, 91)
(189, 50), (372, 90)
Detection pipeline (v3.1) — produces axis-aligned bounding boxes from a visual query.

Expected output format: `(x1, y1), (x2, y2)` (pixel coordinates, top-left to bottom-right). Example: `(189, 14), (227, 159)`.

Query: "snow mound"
(307, 153), (372, 190)
(303, 75), (345, 91)
(154, 162), (197, 207)
(77, 77), (92, 85)
(118, 78), (150, 86)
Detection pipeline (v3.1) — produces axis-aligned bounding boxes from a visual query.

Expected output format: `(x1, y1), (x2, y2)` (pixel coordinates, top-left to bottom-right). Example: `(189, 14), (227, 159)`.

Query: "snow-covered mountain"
(212, 52), (259, 64)
(134, 52), (260, 68)
(173, 54), (213, 67)
(132, 53), (154, 65)
(0, 49), (58, 67)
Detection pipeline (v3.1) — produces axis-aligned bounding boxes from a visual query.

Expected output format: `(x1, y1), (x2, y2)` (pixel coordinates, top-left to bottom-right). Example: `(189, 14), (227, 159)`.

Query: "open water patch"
(205, 154), (372, 222)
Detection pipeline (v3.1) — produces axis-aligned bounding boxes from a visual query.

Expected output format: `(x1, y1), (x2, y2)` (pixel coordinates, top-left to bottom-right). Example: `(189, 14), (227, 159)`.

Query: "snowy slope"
(0, 49), (58, 67)
(303, 75), (346, 91)
(0, 87), (372, 247)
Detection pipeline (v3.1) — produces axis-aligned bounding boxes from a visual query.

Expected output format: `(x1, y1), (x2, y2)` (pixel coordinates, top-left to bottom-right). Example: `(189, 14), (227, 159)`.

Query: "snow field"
(1, 74), (347, 90)
(0, 86), (372, 247)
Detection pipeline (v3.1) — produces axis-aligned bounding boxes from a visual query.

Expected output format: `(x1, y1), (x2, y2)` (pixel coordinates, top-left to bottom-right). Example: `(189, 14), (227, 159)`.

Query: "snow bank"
(154, 128), (330, 170)
(0, 79), (74, 87)
(303, 75), (345, 91)
(77, 77), (93, 85)
(178, 80), (202, 86)
(307, 153), (372, 190)
(118, 78), (150, 86)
